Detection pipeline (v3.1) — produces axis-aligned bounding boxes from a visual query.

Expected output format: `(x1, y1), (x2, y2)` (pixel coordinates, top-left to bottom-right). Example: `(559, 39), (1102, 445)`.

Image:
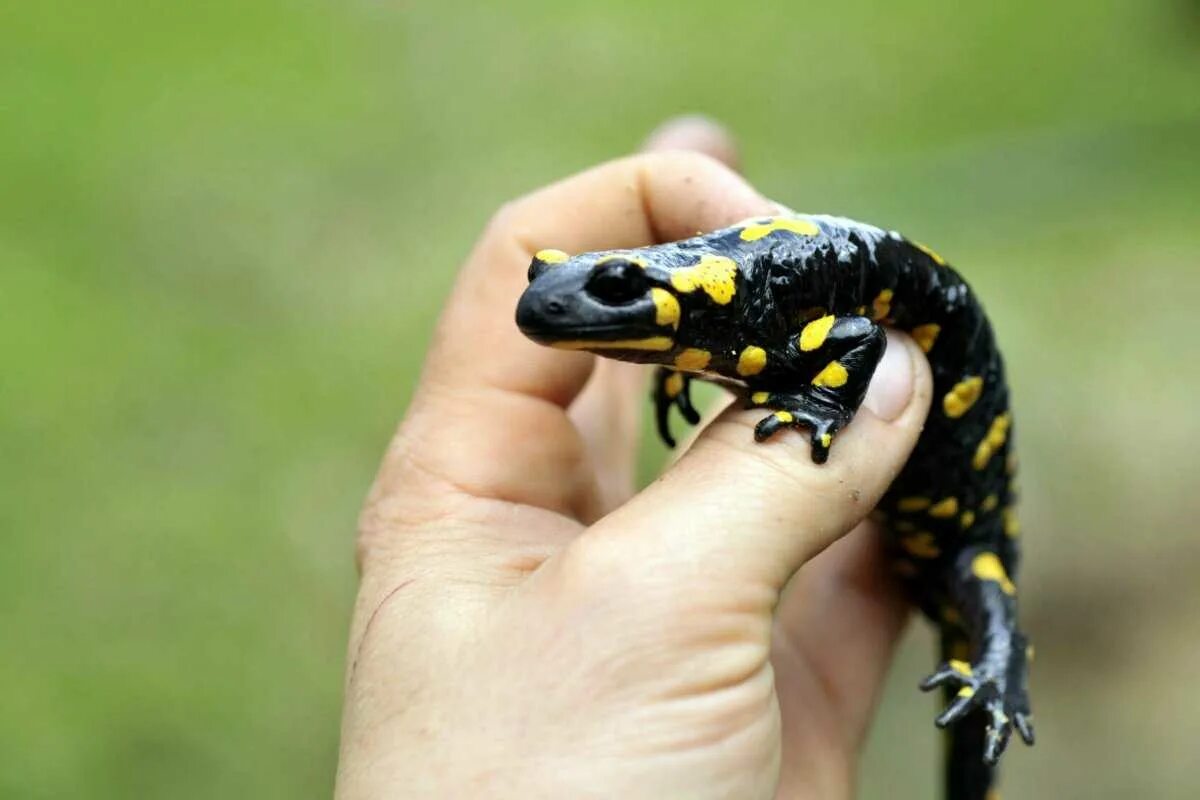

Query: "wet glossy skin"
(515, 214), (1033, 800)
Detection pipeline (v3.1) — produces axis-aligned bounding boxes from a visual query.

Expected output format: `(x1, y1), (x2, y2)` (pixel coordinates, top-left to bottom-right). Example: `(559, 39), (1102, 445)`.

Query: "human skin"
(335, 118), (934, 800)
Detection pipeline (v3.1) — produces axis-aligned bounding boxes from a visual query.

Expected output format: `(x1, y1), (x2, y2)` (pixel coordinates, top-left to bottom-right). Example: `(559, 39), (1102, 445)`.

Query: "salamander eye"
(585, 259), (648, 304)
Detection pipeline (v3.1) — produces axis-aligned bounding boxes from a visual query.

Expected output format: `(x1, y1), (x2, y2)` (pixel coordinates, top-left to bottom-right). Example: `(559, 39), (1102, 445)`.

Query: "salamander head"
(515, 248), (684, 360)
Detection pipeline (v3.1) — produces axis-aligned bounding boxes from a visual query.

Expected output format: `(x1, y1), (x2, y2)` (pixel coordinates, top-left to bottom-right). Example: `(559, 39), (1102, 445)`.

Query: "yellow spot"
(650, 288), (681, 329)
(674, 348), (711, 371)
(738, 216), (820, 241)
(929, 497), (960, 518)
(1003, 508), (1021, 537)
(737, 345), (767, 376)
(958, 686), (976, 699)
(986, 791), (1001, 800)
(971, 553), (1016, 595)
(943, 376), (984, 419)
(973, 412), (1012, 470)
(774, 410), (794, 423)
(799, 314), (836, 352)
(871, 288), (894, 321)
(534, 248), (568, 264)
(812, 360), (849, 388)
(552, 337), (673, 352)
(854, 304), (867, 316)
(981, 494), (999, 512)
(911, 323), (941, 353)
(960, 510), (976, 529)
(949, 659), (973, 677)
(750, 391), (770, 404)
(898, 496), (932, 512)
(664, 371), (684, 399)
(820, 432), (832, 448)
(902, 532), (940, 558)
(670, 254), (738, 305)
(914, 241), (947, 266)
(894, 520), (917, 533)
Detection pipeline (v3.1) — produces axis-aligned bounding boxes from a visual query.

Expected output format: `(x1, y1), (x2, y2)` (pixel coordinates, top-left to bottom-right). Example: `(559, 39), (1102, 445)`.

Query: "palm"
(391, 388), (908, 800)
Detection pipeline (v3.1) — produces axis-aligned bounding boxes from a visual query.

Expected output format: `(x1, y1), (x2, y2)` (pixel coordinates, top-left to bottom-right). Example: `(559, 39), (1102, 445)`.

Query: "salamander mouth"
(518, 322), (663, 343)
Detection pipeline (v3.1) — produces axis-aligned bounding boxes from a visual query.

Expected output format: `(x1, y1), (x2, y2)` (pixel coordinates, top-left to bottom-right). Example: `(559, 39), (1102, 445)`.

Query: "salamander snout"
(515, 285), (571, 337)
(515, 252), (665, 347)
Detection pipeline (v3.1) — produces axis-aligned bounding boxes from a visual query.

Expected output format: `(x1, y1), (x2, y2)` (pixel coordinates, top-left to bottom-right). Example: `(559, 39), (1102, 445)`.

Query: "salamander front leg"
(749, 316), (886, 463)
(653, 367), (701, 448)
(748, 391), (852, 464)
(920, 546), (1034, 765)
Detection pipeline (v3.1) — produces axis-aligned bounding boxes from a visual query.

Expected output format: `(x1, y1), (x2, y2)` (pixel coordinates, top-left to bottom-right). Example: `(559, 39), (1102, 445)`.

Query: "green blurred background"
(3, 1), (1199, 797)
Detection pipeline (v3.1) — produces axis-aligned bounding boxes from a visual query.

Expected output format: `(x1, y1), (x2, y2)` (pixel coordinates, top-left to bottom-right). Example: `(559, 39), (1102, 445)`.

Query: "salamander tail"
(943, 701), (997, 800)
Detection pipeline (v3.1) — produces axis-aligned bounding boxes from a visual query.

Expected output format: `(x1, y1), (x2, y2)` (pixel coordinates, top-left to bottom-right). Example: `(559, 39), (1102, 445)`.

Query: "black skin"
(515, 214), (1033, 800)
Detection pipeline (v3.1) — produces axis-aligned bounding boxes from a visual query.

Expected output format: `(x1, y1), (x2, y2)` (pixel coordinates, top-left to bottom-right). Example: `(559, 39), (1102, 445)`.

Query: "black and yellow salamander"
(515, 213), (1033, 800)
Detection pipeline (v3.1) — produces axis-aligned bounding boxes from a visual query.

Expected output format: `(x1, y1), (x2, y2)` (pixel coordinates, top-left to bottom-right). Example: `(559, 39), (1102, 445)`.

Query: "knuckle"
(354, 457), (469, 574)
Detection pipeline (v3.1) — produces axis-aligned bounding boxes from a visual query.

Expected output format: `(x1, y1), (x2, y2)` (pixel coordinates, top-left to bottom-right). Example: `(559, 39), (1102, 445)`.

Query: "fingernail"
(862, 332), (916, 422)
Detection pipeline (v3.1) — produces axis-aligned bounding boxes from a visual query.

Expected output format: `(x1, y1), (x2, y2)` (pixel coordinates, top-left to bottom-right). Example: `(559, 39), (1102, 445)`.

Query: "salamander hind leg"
(920, 546), (1035, 767)
(749, 315), (886, 464)
(936, 629), (998, 800)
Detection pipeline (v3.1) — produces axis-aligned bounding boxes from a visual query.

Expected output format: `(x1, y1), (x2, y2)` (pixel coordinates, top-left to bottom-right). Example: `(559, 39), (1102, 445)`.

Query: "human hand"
(335, 118), (933, 800)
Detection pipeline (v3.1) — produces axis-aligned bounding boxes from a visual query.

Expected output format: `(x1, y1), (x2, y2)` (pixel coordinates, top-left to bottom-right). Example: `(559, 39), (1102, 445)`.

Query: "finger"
(566, 358), (646, 512)
(667, 387), (735, 464)
(429, 150), (770, 402)
(773, 524), (910, 751)
(642, 114), (741, 169)
(584, 331), (932, 593)
(383, 151), (774, 520)
(568, 117), (744, 510)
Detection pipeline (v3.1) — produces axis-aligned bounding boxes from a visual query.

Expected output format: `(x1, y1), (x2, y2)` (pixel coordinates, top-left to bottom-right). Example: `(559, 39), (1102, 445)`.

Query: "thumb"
(590, 331), (932, 593)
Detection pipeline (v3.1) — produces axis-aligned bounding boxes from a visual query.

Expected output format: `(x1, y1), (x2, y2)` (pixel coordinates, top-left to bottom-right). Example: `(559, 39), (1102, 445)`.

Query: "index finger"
(386, 152), (775, 517)
(429, 151), (774, 403)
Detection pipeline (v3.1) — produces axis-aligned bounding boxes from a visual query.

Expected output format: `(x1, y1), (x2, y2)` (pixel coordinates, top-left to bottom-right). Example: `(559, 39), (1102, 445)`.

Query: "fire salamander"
(515, 213), (1033, 800)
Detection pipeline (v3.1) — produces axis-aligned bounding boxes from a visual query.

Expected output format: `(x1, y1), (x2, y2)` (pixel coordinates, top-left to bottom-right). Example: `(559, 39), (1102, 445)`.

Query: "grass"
(2, 1), (1198, 797)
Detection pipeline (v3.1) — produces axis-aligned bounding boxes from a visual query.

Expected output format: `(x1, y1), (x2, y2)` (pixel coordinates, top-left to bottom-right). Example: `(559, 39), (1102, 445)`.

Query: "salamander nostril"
(546, 299), (565, 315)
